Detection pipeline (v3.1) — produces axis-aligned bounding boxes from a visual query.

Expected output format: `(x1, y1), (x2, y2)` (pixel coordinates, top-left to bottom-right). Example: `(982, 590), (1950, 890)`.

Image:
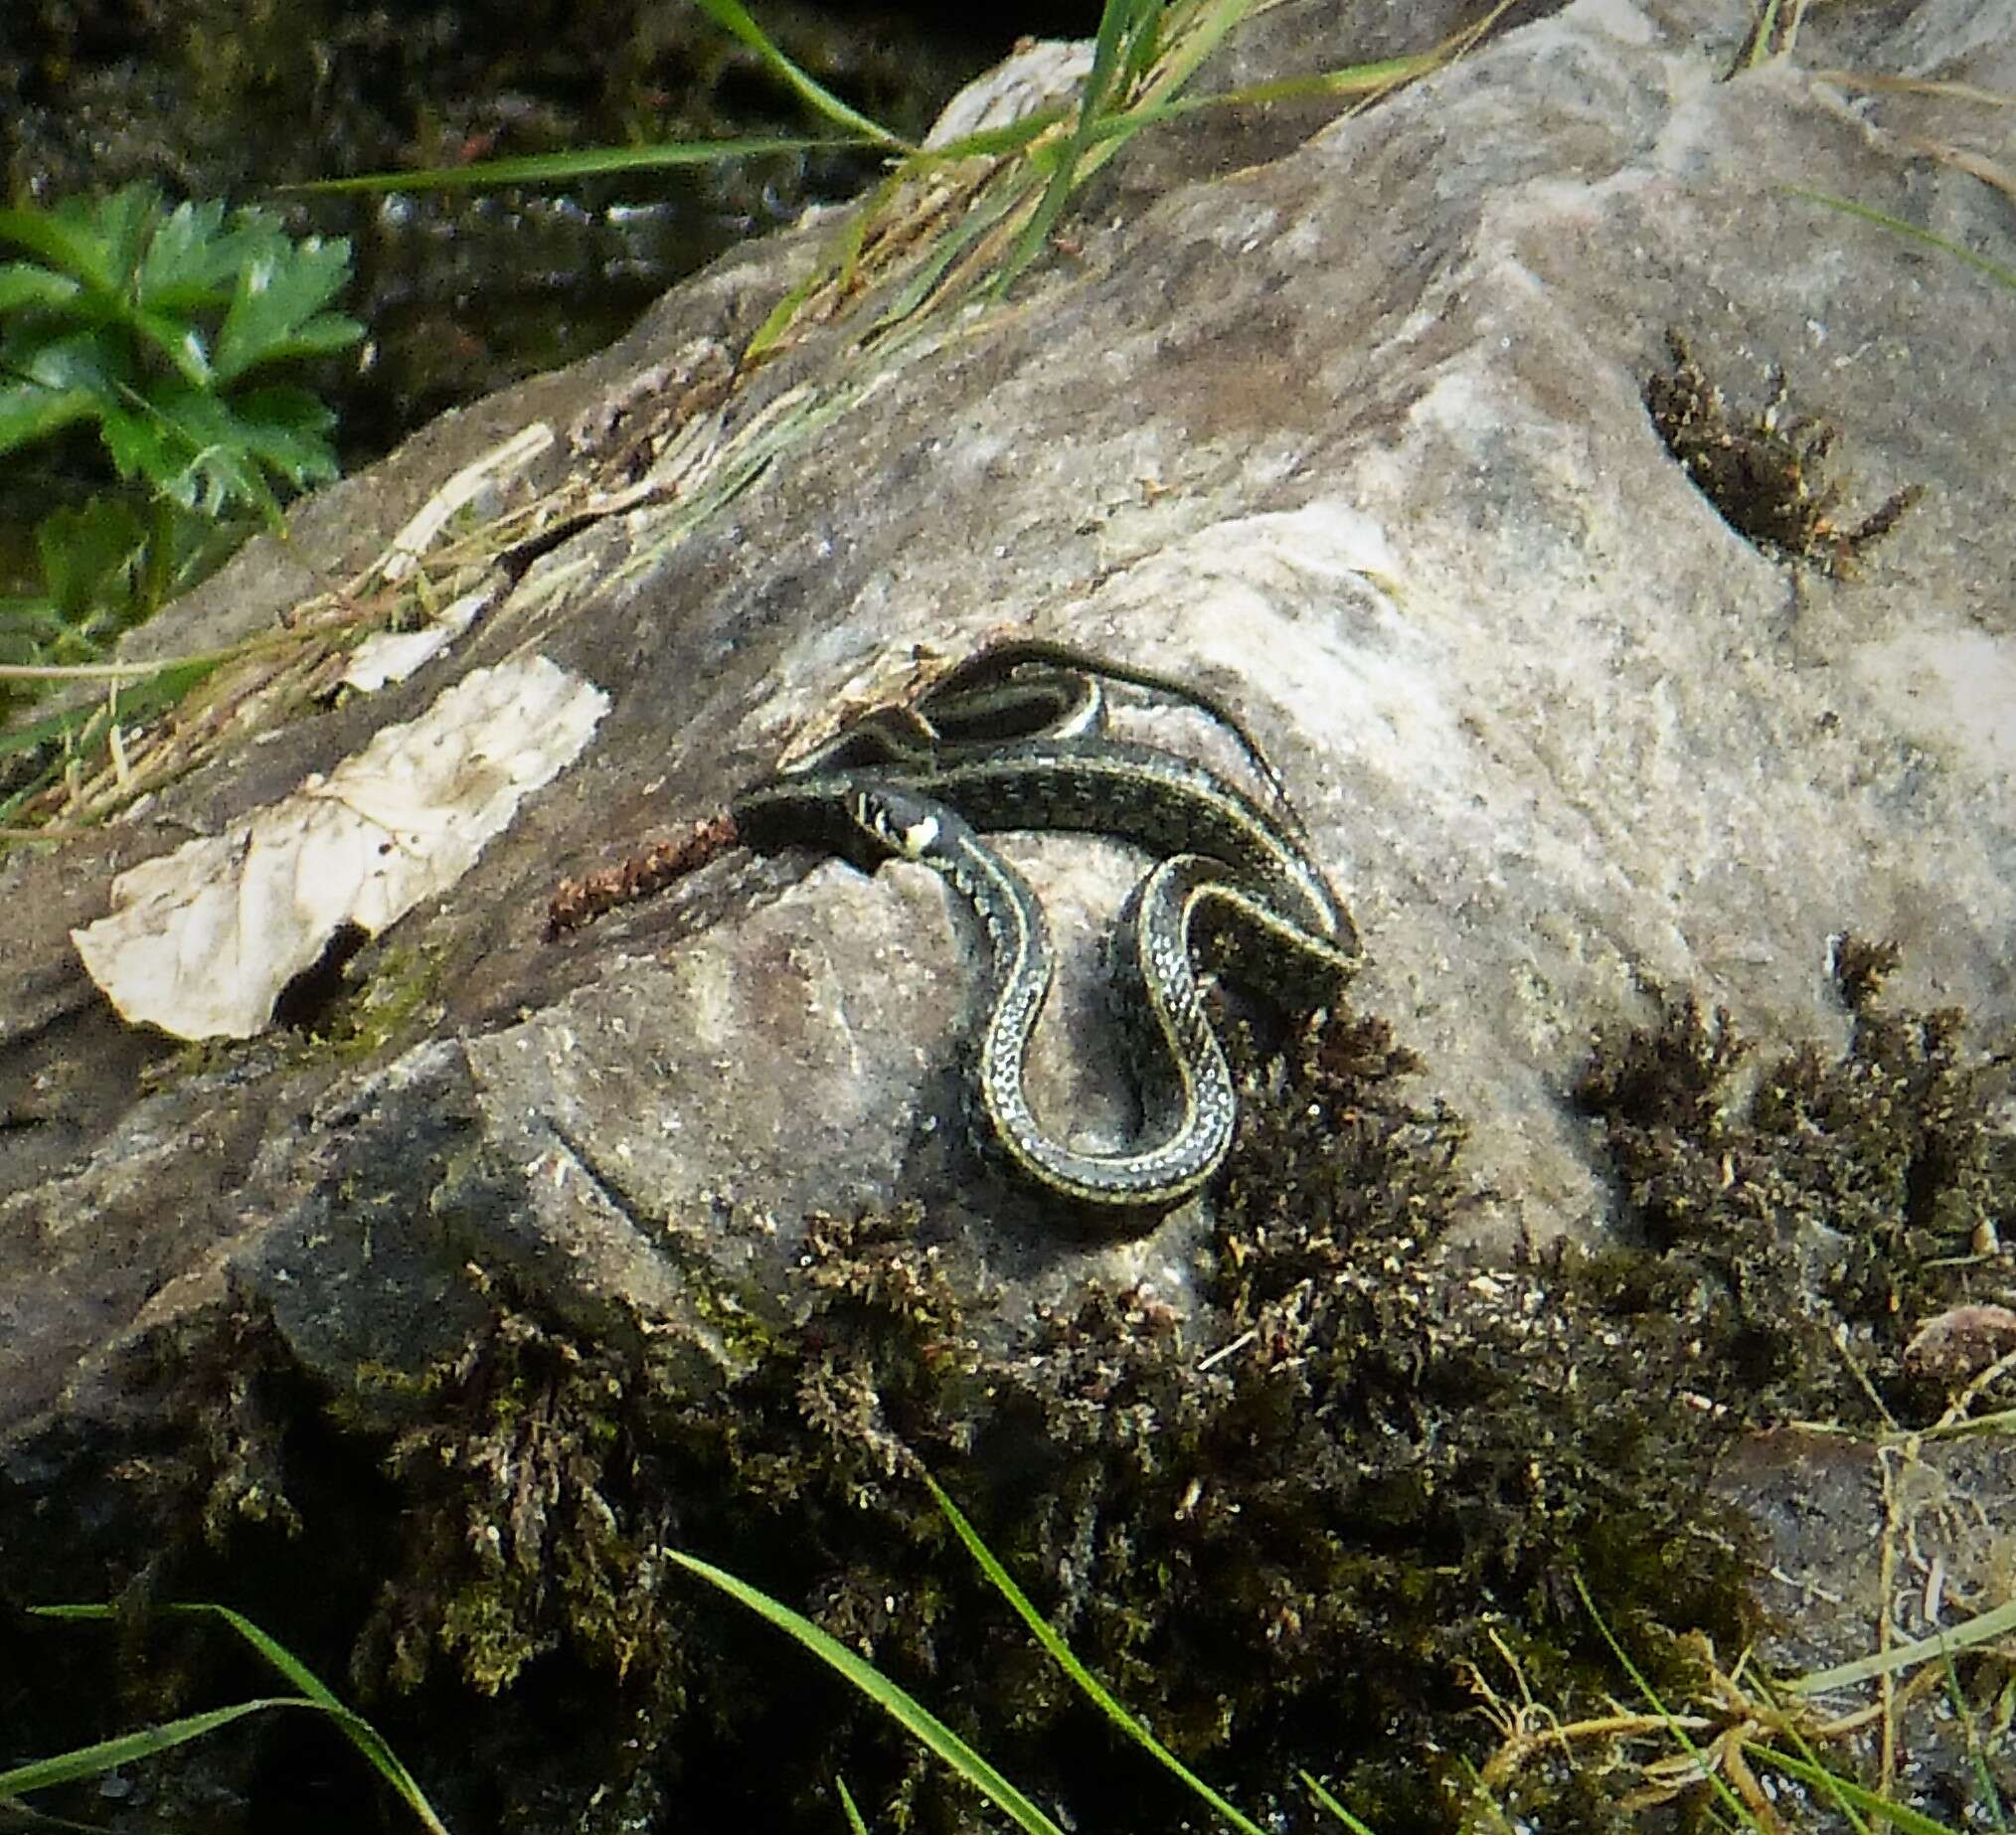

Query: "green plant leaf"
(208, 383), (344, 488)
(0, 204), (91, 279)
(1748, 1748), (1964, 1835)
(13, 493), (236, 663)
(25, 1600), (451, 1834)
(95, 399), (203, 501)
(136, 196), (266, 310)
(0, 259), (83, 316)
(998, 0), (1154, 290)
(0, 190), (130, 292)
(924, 1473), (1271, 1835)
(34, 496), (149, 628)
(0, 187), (363, 404)
(0, 326), (122, 455)
(95, 383), (333, 516)
(130, 302), (217, 385)
(86, 185), (164, 284)
(0, 189), (223, 384)
(213, 238), (364, 383)
(1786, 186), (2016, 292)
(0, 1699), (310, 1796)
(1299, 1769), (1380, 1833)
(0, 378), (99, 453)
(0, 592), (68, 648)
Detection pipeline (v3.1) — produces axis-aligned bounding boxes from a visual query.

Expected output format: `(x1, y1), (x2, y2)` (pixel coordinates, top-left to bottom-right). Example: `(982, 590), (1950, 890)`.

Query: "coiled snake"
(732, 645), (1358, 1215)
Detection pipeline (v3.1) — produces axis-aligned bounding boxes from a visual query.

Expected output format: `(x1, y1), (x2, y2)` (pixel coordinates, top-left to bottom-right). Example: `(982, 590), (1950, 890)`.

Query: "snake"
(729, 653), (1359, 1215)
(785, 638), (1301, 821)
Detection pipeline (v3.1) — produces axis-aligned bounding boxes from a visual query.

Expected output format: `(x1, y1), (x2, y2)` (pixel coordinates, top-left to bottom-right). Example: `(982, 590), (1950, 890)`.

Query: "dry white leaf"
(73, 656), (608, 1039)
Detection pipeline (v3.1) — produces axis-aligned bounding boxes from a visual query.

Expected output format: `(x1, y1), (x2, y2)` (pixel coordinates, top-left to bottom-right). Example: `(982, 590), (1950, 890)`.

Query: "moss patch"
(1645, 329), (1924, 576)
(340, 1007), (1764, 1830)
(17, 945), (2009, 1833)
(1572, 938), (2007, 1426)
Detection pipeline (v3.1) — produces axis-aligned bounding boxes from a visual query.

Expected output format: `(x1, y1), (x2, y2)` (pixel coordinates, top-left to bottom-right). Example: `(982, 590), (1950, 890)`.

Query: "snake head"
(847, 785), (945, 863)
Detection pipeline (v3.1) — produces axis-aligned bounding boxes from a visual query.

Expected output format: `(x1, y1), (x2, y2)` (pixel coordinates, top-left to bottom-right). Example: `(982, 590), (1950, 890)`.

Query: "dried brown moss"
(1645, 329), (1923, 576)
(1573, 940), (2006, 1427)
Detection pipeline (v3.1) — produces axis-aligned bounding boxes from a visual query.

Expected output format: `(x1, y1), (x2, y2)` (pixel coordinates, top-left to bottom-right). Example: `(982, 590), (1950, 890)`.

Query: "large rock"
(2, 0), (2009, 1825)
(8, 0), (2007, 1424)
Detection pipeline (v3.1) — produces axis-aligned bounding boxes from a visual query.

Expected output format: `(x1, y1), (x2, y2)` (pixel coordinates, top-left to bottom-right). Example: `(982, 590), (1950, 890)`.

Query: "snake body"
(729, 656), (1358, 1215)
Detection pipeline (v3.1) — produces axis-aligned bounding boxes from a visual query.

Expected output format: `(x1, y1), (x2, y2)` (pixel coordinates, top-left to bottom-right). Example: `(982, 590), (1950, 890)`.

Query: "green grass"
(10, 13), (2009, 1817)
(667, 1477), (1990, 1832)
(11, 1479), (1997, 1833)
(294, 0), (1507, 367)
(1787, 187), (2016, 293)
(662, 1471), (1380, 1833)
(4, 1600), (448, 1833)
(9, 0), (1998, 852)
(0, 0), (1528, 845)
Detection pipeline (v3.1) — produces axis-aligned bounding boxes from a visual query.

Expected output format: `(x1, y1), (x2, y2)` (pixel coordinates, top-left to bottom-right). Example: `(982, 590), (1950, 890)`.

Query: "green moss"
(343, 1002), (1769, 1829)
(354, 1305), (676, 1703)
(133, 934), (447, 1095)
(289, 936), (448, 1063)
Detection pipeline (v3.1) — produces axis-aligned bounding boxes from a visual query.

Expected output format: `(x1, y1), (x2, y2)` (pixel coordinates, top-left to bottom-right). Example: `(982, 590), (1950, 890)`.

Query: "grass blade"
(690, 0), (911, 149)
(743, 256), (839, 363)
(662, 1548), (1067, 1835)
(924, 1473), (1270, 1835)
(1454, 1756), (1523, 1832)
(1572, 1577), (1756, 1828)
(1784, 1594), (2016, 1696)
(0, 653), (229, 835)
(294, 136), (871, 195)
(742, 103), (1077, 360)
(1131, 0), (1259, 112)
(908, 106), (1074, 165)
(1786, 187), (2016, 291)
(27, 1601), (449, 1834)
(0, 1699), (316, 1795)
(1000, 0), (1146, 287)
(1299, 1767), (1380, 1832)
(871, 183), (1030, 333)
(1747, 1748), (1965, 1835)
(0, 696), (95, 761)
(1112, 51), (1445, 130)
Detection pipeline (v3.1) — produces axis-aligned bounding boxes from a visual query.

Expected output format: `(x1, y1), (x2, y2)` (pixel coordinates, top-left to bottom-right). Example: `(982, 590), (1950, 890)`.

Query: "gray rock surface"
(3, 0), (2009, 1458)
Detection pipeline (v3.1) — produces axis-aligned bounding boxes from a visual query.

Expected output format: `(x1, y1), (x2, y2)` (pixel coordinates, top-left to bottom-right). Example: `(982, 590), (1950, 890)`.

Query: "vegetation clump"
(1644, 328), (1923, 576)
(340, 1007), (1766, 1831)
(1572, 937), (2006, 1428)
